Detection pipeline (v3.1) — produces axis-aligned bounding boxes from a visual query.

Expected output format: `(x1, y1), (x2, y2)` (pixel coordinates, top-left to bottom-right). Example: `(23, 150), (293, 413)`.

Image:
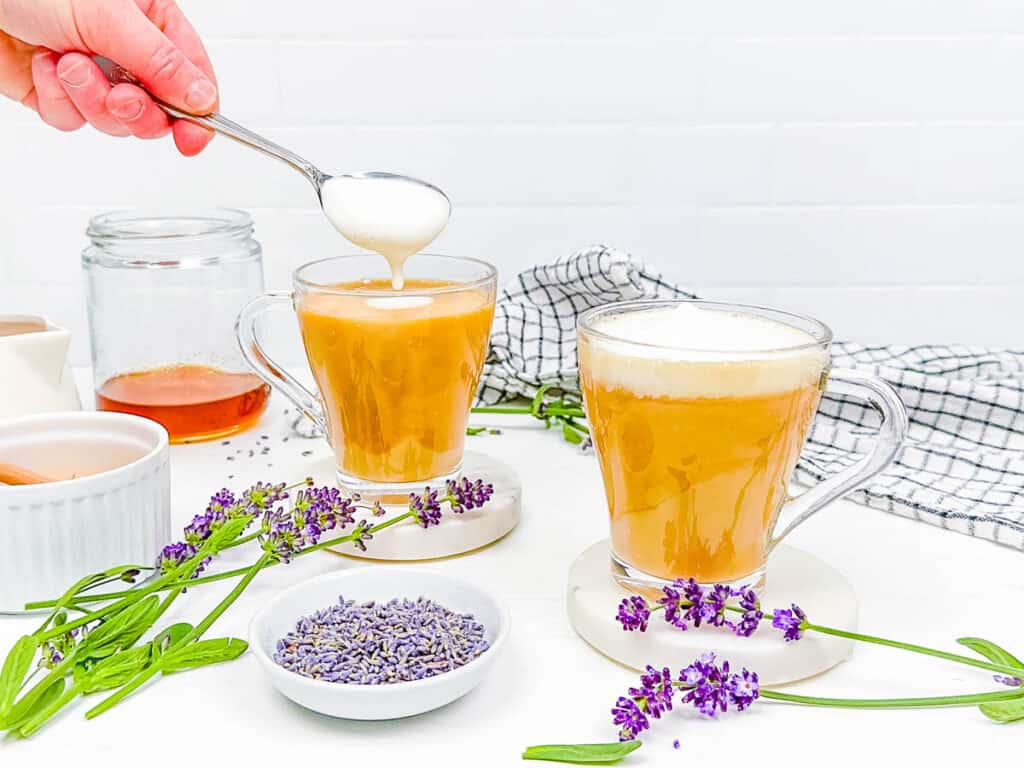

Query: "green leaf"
(979, 698), (1024, 723)
(561, 421), (584, 445)
(80, 647), (153, 694)
(530, 385), (552, 417)
(0, 636), (38, 716)
(153, 623), (194, 654)
(208, 517), (251, 550)
(522, 742), (642, 764)
(161, 638), (248, 673)
(0, 678), (65, 733)
(957, 637), (1024, 670)
(80, 594), (160, 657)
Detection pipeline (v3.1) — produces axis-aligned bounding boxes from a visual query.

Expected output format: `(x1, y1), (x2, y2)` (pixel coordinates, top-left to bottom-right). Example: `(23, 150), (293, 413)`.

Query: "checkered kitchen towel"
(479, 245), (1024, 550)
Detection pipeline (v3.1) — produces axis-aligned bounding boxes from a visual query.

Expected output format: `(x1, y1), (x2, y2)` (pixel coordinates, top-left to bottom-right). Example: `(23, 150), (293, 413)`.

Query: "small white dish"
(0, 411), (170, 613)
(249, 567), (510, 720)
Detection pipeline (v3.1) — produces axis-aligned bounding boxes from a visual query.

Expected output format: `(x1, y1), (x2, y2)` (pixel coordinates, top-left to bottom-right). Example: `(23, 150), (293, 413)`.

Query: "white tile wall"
(2, 0), (1023, 366)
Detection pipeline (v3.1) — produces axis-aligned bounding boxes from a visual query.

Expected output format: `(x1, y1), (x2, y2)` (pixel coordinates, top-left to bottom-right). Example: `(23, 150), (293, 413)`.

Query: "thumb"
(89, 2), (216, 113)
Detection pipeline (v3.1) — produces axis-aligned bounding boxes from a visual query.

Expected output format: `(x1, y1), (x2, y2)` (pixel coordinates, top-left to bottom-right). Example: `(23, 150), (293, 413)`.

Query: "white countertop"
(2, 373), (1021, 766)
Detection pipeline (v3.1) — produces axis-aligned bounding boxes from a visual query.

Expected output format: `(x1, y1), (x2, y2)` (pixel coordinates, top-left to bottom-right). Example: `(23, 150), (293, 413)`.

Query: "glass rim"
(85, 207), (253, 243)
(577, 299), (834, 355)
(292, 253), (498, 296)
(82, 208), (258, 269)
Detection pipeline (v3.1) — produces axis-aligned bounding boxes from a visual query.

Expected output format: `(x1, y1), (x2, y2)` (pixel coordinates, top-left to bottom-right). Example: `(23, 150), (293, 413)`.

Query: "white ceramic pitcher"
(0, 315), (81, 418)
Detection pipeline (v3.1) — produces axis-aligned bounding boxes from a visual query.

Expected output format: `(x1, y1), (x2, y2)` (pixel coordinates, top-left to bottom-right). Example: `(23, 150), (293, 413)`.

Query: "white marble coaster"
(567, 541), (858, 686)
(327, 451), (521, 561)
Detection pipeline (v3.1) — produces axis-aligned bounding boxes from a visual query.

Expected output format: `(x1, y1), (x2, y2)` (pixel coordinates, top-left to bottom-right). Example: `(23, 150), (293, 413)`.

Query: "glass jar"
(83, 208), (270, 443)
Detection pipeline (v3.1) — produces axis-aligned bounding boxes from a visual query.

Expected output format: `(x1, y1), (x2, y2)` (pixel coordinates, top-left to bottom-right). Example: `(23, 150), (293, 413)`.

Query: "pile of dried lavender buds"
(274, 596), (489, 684)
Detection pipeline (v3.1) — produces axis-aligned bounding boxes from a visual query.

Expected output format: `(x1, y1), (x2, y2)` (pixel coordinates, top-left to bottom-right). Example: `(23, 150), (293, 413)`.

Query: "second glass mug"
(577, 299), (908, 591)
(236, 254), (497, 494)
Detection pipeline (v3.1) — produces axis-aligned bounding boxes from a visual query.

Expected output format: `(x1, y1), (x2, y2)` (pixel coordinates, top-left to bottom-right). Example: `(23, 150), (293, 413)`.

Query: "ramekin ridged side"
(0, 412), (171, 613)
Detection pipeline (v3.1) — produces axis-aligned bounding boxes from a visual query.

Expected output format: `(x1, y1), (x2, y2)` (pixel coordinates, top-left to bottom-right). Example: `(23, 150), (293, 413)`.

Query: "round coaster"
(327, 450), (521, 561)
(567, 541), (858, 686)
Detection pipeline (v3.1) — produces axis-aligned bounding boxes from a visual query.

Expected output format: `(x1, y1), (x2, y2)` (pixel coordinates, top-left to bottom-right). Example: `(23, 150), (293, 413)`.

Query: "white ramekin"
(0, 412), (170, 613)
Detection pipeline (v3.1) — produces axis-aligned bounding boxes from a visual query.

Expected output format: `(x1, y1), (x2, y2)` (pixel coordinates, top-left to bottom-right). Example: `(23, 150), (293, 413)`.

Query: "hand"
(0, 0), (217, 155)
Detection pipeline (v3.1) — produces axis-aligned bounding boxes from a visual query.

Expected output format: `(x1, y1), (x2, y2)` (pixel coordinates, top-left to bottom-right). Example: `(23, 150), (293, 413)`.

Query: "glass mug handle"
(770, 368), (908, 549)
(235, 292), (328, 434)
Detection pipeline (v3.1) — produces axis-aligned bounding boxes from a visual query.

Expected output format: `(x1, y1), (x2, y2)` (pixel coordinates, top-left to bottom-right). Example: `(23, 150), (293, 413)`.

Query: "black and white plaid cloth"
(479, 245), (1024, 551)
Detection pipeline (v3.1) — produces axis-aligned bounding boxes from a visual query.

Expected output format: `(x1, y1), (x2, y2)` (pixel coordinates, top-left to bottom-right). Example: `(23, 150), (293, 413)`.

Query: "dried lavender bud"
(273, 595), (489, 685)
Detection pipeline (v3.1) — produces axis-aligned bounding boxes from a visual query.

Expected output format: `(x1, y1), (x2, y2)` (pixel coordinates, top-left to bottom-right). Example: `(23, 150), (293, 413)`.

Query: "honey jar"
(83, 208), (270, 443)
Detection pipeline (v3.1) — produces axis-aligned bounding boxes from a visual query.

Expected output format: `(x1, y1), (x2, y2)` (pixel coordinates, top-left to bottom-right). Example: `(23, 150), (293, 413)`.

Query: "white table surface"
(2, 371), (1021, 766)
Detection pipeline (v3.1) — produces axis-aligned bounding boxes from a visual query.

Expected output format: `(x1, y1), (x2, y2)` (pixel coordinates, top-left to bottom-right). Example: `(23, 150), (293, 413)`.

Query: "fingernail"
(111, 98), (145, 121)
(184, 79), (217, 111)
(57, 59), (89, 87)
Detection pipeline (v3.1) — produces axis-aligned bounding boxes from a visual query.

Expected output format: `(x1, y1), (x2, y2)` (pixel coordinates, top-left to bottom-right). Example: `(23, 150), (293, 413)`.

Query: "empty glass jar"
(83, 208), (270, 443)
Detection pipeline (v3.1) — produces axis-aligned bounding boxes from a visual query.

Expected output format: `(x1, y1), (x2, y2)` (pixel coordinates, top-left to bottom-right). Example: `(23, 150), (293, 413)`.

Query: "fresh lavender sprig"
(615, 579), (1024, 680)
(608, 648), (1024, 751)
(0, 474), (497, 737)
(612, 654), (759, 741)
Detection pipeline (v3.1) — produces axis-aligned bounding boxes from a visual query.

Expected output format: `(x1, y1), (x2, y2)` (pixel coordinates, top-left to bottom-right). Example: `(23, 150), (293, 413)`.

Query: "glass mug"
(237, 254), (497, 494)
(578, 299), (908, 590)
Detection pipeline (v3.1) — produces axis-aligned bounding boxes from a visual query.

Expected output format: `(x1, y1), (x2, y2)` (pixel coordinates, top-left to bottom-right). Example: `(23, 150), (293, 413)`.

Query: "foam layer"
(580, 304), (828, 398)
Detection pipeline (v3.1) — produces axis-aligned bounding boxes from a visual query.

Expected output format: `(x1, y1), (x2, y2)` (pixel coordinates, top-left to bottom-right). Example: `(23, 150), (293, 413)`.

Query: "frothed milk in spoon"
(320, 176), (451, 289)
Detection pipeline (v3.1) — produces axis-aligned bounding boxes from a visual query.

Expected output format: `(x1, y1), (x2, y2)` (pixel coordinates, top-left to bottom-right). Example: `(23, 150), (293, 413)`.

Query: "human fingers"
(83, 0), (217, 114)
(55, 53), (130, 137)
(30, 49), (85, 131)
(106, 82), (172, 138)
(139, 0), (218, 154)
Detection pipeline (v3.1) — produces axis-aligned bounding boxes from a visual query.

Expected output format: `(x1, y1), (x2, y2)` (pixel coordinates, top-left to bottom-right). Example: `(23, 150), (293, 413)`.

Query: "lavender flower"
(261, 516), (307, 563)
(38, 643), (63, 669)
(613, 654), (760, 740)
(206, 488), (235, 516)
(994, 674), (1023, 687)
(241, 480), (290, 512)
(658, 582), (689, 630)
(678, 652), (759, 717)
(616, 596), (651, 632)
(612, 696), (649, 742)
(156, 542), (197, 575)
(629, 666), (675, 719)
(679, 652), (732, 716)
(701, 584), (732, 628)
(658, 578), (714, 630)
(725, 668), (760, 711)
(350, 520), (374, 552)
(445, 477), (495, 514)
(410, 488), (442, 528)
(183, 513), (214, 546)
(730, 586), (763, 638)
(294, 486), (355, 531)
(772, 603), (808, 642)
(371, 501), (387, 517)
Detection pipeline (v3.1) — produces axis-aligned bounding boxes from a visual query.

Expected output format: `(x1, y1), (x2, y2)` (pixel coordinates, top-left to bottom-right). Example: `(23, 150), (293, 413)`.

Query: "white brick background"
(2, 0), (1024, 365)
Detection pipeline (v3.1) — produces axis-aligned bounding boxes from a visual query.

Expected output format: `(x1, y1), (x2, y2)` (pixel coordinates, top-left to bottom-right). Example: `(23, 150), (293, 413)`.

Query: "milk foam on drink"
(583, 303), (828, 398)
(319, 176), (450, 290)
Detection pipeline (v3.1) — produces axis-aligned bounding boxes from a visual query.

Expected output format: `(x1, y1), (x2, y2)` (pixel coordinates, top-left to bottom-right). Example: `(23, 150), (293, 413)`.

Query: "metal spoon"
(98, 59), (450, 209)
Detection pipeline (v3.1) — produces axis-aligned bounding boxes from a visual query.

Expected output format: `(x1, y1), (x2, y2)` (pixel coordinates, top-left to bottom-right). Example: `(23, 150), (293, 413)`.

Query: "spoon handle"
(99, 59), (327, 192)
